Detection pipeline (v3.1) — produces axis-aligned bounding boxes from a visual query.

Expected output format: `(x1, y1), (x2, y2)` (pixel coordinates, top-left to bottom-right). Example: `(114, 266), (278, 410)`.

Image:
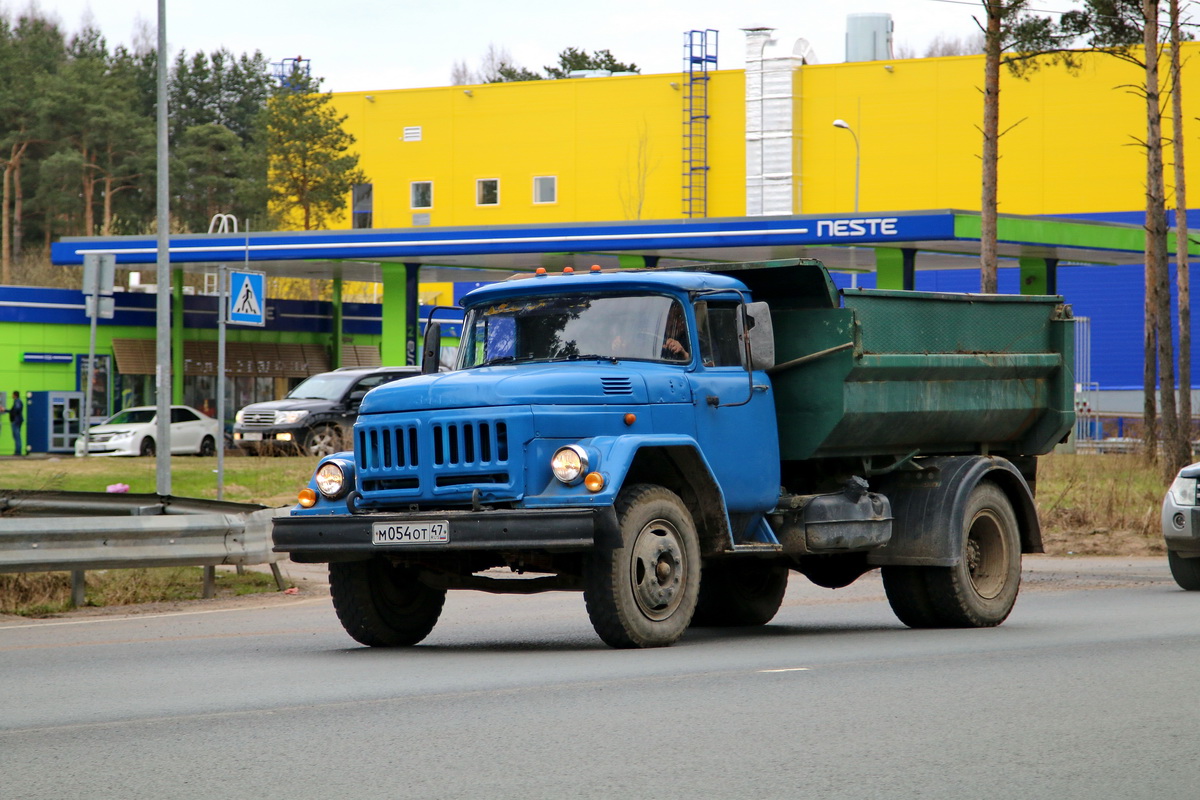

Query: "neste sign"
(815, 218), (900, 238)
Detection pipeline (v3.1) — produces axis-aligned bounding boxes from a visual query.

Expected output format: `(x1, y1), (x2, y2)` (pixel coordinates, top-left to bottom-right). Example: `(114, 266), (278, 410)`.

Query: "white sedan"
(74, 405), (221, 457)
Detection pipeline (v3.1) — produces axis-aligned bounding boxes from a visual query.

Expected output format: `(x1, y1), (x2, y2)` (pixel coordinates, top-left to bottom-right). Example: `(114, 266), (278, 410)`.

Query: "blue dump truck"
(273, 259), (1075, 648)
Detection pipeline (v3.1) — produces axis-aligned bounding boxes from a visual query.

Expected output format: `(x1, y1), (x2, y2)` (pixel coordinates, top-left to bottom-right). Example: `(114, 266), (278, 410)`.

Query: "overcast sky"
(18, 0), (993, 92)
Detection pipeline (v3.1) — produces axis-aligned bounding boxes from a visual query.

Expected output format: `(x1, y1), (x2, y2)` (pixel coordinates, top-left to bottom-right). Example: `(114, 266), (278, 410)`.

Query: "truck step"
(726, 543), (783, 554)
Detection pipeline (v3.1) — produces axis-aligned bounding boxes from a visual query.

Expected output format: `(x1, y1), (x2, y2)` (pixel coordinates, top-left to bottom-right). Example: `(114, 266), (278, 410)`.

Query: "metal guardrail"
(0, 490), (288, 603)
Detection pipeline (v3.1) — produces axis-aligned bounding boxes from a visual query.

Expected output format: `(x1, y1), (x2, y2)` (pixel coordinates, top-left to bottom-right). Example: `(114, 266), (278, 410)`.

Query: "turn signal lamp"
(624, 413), (637, 426)
(584, 472), (606, 492)
(298, 487), (317, 508)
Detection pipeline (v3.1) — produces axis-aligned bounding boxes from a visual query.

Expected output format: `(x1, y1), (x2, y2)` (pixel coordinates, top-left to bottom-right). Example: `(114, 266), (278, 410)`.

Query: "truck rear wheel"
(691, 560), (788, 627)
(584, 484), (700, 648)
(1167, 551), (1200, 590)
(883, 481), (1021, 628)
(329, 559), (446, 646)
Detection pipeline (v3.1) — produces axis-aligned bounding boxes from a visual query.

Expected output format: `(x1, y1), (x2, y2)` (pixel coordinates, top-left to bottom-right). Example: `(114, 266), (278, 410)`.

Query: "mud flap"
(867, 455), (1040, 568)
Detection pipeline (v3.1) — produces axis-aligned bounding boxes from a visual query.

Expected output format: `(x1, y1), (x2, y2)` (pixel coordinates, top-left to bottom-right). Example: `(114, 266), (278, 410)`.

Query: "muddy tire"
(584, 484), (700, 648)
(329, 559), (446, 647)
(880, 566), (942, 628)
(691, 559), (788, 627)
(884, 481), (1021, 628)
(303, 424), (343, 458)
(1168, 550), (1200, 591)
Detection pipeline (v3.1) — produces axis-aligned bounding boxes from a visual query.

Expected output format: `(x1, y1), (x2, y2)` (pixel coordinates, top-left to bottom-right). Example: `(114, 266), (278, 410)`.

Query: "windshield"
(105, 409), (155, 425)
(285, 373), (357, 401)
(458, 292), (691, 369)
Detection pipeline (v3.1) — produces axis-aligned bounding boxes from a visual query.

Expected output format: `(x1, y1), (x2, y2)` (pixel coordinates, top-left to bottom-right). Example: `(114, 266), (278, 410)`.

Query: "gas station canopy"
(52, 210), (1165, 284)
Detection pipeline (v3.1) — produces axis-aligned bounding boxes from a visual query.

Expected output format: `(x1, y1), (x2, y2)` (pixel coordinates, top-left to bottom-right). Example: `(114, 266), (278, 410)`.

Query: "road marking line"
(759, 667), (811, 673)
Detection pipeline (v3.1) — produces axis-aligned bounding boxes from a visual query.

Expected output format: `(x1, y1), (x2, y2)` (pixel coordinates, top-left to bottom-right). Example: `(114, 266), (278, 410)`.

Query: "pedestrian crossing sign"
(229, 270), (266, 326)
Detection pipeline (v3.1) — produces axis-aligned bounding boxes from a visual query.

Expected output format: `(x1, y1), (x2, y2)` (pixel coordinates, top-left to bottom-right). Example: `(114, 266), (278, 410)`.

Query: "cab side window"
(694, 301), (743, 368)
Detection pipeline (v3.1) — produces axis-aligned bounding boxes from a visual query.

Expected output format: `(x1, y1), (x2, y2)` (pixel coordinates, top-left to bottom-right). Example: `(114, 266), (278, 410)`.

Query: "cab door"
(686, 300), (780, 514)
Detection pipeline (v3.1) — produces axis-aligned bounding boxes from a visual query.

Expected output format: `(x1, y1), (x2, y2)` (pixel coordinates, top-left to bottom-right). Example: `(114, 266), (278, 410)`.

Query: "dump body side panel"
(772, 288), (1074, 461)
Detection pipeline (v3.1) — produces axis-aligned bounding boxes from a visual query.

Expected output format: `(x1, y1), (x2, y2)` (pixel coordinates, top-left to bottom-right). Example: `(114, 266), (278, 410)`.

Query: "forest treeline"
(0, 11), (364, 285)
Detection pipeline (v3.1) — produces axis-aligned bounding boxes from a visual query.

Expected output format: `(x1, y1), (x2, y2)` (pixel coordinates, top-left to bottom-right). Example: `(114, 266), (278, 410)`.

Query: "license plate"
(242, 432), (263, 441)
(372, 520), (450, 545)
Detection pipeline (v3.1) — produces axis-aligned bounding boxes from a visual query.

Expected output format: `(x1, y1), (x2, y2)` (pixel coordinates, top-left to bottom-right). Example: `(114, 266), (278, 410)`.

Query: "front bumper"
(233, 425), (305, 452)
(273, 506), (619, 562)
(1162, 496), (1200, 556)
(74, 441), (137, 457)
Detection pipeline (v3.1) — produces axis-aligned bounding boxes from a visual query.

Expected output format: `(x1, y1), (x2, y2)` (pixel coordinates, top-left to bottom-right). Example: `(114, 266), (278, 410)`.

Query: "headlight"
(1169, 475), (1198, 506)
(109, 430), (133, 439)
(276, 410), (310, 424)
(235, 409), (245, 423)
(551, 445), (589, 484)
(315, 462), (347, 498)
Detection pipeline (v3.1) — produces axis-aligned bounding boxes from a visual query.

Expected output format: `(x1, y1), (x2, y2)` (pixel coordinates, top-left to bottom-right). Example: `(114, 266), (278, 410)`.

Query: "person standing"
(7, 391), (23, 456)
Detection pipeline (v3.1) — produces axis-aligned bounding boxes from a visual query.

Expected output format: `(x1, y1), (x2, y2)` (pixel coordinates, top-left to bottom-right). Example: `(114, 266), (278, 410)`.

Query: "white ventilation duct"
(744, 29), (817, 216)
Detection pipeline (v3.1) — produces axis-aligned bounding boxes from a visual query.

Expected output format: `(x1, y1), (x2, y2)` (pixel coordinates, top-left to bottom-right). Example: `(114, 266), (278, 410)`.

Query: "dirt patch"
(1041, 526), (1166, 557)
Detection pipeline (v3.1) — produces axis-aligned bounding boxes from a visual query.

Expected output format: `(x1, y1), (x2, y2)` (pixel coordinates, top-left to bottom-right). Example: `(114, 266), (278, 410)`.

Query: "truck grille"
(240, 411), (277, 427)
(355, 414), (519, 503)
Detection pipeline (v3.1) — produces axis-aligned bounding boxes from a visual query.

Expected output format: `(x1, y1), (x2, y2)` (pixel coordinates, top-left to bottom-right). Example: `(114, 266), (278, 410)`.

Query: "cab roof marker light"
(535, 267), (547, 276)
(563, 266), (574, 274)
(590, 264), (602, 273)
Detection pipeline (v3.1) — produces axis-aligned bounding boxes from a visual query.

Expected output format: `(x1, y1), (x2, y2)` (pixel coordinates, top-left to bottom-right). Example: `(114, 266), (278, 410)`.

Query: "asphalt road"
(2, 557), (1198, 800)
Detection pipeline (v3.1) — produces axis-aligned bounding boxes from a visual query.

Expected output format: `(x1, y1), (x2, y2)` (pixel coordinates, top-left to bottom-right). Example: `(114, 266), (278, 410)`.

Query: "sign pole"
(217, 264), (227, 500)
(154, 0), (171, 495)
(82, 257), (100, 457)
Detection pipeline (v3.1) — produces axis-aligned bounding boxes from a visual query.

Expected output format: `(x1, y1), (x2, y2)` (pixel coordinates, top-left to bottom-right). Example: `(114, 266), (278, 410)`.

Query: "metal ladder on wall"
(682, 30), (718, 218)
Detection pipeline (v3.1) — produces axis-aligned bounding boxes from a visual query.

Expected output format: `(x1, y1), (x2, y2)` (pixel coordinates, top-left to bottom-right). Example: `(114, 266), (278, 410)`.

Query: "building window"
(533, 176), (557, 204)
(477, 178), (499, 206)
(352, 183), (373, 229)
(411, 181), (433, 209)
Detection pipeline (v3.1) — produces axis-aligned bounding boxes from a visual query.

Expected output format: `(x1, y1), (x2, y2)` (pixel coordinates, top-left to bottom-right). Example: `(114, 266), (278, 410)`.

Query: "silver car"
(1162, 462), (1200, 590)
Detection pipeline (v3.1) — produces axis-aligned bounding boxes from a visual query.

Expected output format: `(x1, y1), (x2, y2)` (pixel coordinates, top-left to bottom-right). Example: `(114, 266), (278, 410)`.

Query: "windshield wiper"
(477, 355), (518, 367)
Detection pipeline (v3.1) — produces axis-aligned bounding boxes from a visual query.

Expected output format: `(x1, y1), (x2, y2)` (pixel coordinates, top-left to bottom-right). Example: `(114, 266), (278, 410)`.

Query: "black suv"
(233, 366), (420, 457)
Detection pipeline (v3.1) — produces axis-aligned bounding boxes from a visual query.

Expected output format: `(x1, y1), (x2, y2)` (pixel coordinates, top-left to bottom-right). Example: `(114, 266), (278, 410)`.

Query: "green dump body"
(763, 271), (1075, 462)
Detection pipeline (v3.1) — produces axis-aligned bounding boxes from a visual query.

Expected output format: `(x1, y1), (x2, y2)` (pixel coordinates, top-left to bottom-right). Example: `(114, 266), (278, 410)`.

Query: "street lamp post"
(832, 119), (860, 212)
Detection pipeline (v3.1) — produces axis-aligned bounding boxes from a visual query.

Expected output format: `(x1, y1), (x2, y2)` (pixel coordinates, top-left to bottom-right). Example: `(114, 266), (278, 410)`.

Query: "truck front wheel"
(691, 560), (788, 627)
(329, 559), (446, 646)
(882, 481), (1021, 628)
(584, 484), (701, 648)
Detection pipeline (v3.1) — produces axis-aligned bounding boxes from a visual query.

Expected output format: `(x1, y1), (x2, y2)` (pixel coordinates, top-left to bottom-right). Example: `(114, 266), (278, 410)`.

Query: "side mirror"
(421, 322), (442, 375)
(347, 390), (367, 406)
(738, 301), (775, 371)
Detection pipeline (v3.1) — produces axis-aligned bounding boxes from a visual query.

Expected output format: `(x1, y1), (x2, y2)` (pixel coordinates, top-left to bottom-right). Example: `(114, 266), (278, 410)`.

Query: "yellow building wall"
(331, 71), (746, 228)
(801, 46), (1196, 216)
(328, 43), (1200, 228)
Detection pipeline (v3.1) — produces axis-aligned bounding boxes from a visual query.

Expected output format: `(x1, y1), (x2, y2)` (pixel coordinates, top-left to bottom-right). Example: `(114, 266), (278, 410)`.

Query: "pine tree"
(263, 69), (366, 230)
